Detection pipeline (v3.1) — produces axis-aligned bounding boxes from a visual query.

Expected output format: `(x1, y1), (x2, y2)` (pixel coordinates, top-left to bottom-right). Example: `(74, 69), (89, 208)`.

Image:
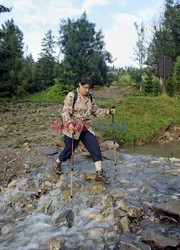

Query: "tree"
(23, 53), (36, 93)
(0, 5), (12, 14)
(147, 0), (180, 68)
(58, 12), (112, 86)
(0, 19), (24, 97)
(143, 69), (154, 95)
(33, 30), (57, 91)
(172, 56), (180, 96)
(133, 22), (147, 91)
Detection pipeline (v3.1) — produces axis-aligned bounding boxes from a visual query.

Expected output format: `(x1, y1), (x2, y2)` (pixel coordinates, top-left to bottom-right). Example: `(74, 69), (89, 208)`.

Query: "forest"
(0, 0), (179, 100)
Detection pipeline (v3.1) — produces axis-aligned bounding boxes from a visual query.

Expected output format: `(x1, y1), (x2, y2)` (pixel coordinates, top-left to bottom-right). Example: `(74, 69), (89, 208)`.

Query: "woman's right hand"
(69, 122), (75, 133)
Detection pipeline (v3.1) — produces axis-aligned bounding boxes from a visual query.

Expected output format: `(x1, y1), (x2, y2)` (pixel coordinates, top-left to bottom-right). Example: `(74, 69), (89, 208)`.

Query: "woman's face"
(79, 83), (90, 96)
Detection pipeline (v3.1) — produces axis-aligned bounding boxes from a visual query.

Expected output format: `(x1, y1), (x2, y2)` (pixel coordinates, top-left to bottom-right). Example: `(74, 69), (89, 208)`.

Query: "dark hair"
(79, 76), (93, 88)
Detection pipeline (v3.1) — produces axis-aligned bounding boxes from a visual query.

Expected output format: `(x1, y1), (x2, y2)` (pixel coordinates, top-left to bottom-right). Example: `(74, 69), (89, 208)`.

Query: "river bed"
(0, 147), (180, 250)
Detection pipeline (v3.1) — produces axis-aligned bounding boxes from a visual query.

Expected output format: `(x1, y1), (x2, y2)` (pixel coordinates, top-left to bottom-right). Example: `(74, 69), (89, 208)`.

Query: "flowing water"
(122, 141), (180, 158)
(0, 150), (180, 249)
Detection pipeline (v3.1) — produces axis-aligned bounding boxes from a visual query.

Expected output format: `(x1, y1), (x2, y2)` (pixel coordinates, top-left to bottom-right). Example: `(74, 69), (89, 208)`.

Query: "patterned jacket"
(61, 88), (110, 139)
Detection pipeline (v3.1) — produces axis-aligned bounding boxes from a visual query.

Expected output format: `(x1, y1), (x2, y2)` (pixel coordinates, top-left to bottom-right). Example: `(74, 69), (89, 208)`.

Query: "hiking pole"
(70, 133), (74, 199)
(112, 111), (117, 176)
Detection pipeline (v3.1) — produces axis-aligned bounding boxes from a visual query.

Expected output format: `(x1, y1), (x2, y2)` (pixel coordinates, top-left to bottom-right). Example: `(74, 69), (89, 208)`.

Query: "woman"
(53, 76), (116, 184)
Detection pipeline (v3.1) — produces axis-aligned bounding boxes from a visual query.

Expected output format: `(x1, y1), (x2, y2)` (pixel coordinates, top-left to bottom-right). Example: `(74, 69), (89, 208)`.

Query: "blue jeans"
(59, 130), (102, 162)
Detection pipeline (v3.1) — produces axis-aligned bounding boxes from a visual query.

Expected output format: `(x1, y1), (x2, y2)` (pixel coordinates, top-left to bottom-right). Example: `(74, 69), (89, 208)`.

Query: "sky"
(0, 0), (165, 67)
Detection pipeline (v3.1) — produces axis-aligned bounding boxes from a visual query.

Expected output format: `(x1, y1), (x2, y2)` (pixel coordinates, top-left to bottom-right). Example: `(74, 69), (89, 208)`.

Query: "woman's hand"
(110, 106), (116, 115)
(68, 122), (75, 133)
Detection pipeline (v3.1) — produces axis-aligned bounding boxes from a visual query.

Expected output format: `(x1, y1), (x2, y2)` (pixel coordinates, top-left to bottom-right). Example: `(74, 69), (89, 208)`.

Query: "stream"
(0, 147), (180, 250)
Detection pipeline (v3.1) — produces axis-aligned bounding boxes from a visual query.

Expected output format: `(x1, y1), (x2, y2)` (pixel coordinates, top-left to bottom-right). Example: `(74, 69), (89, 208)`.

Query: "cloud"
(81, 0), (109, 13)
(115, 0), (128, 7)
(137, 0), (164, 23)
(104, 13), (138, 67)
(24, 30), (45, 59)
(104, 0), (164, 67)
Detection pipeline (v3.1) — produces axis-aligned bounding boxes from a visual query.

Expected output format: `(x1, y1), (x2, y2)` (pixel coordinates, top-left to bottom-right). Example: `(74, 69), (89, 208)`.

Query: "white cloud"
(104, 13), (138, 67)
(104, 0), (164, 67)
(81, 0), (109, 13)
(24, 30), (45, 59)
(115, 0), (128, 7)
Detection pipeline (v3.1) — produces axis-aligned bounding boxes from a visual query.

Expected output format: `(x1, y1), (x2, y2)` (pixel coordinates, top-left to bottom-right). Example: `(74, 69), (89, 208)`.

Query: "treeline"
(0, 0), (179, 98)
(109, 0), (180, 96)
(0, 12), (112, 98)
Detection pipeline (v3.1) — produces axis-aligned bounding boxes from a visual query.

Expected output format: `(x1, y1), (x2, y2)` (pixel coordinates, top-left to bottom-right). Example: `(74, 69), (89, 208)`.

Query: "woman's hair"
(79, 76), (93, 88)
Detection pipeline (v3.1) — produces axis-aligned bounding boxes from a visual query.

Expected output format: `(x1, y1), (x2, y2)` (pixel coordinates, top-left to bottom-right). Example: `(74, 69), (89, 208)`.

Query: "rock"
(79, 239), (95, 250)
(63, 190), (71, 201)
(115, 200), (142, 218)
(43, 147), (58, 155)
(165, 168), (180, 175)
(87, 228), (106, 237)
(141, 229), (179, 248)
(79, 208), (102, 221)
(7, 180), (17, 190)
(102, 150), (122, 161)
(117, 239), (150, 250)
(84, 173), (96, 182)
(100, 140), (119, 151)
(120, 216), (130, 233)
(21, 203), (34, 212)
(1, 224), (14, 235)
(56, 175), (65, 188)
(113, 209), (127, 218)
(169, 157), (180, 162)
(151, 157), (166, 164)
(55, 209), (74, 228)
(155, 199), (180, 219)
(118, 178), (130, 184)
(107, 187), (128, 200)
(47, 237), (65, 250)
(44, 181), (52, 191)
(92, 183), (105, 194)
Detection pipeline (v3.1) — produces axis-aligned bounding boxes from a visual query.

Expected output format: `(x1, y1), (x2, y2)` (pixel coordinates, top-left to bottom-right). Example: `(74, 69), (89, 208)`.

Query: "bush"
(24, 79), (74, 102)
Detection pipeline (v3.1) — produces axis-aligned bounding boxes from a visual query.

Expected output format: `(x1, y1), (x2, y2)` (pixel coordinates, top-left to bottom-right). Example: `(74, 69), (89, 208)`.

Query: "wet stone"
(107, 187), (128, 200)
(117, 240), (150, 250)
(47, 237), (65, 250)
(141, 229), (179, 248)
(43, 147), (58, 155)
(155, 199), (180, 219)
(115, 200), (142, 218)
(55, 209), (74, 228)
(87, 227), (106, 238)
(113, 209), (127, 218)
(92, 183), (105, 194)
(120, 216), (130, 233)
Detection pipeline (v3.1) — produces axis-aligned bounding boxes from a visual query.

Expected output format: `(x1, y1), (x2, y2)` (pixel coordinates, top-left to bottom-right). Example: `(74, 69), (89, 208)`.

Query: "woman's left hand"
(110, 107), (116, 114)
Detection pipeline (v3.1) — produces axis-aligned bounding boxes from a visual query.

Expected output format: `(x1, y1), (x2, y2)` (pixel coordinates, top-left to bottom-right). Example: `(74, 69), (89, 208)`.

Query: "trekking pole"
(112, 112), (117, 176)
(70, 133), (74, 199)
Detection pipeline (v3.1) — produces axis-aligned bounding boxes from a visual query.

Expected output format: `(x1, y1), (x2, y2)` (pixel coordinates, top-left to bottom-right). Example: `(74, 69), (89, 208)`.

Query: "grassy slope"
(98, 96), (180, 145)
(22, 85), (180, 145)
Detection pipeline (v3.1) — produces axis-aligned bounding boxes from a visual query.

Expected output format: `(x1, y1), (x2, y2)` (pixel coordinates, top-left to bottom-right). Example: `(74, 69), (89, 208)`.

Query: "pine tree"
(33, 30), (57, 91)
(58, 12), (112, 86)
(0, 19), (24, 97)
(144, 70), (154, 95)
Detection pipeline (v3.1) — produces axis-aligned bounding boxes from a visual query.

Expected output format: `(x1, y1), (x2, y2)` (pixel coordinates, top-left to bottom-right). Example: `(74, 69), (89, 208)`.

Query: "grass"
(1, 86), (180, 146)
(24, 83), (74, 103)
(97, 95), (180, 145)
